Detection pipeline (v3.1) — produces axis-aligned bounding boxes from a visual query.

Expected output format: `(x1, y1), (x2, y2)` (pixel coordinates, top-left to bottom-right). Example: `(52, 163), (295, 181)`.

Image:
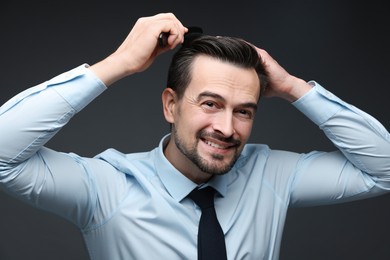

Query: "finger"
(164, 25), (188, 49)
(154, 13), (187, 49)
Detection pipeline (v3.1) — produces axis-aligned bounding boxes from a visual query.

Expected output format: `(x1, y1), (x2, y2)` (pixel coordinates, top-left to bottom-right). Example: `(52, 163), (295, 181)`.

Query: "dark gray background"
(1, 1), (389, 259)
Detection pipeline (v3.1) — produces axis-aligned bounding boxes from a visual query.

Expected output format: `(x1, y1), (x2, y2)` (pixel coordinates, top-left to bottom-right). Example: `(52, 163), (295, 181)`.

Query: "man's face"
(164, 55), (260, 182)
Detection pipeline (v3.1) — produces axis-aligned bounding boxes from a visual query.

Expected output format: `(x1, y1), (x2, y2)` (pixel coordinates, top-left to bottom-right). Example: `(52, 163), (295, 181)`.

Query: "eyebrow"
(197, 91), (258, 111)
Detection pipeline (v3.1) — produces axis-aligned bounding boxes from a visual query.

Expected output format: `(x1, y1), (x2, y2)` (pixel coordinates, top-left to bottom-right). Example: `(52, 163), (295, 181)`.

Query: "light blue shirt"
(1, 64), (389, 260)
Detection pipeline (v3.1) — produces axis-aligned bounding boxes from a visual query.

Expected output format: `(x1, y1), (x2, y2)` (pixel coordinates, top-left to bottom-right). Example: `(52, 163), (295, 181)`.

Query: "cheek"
(175, 109), (211, 133)
(234, 120), (254, 140)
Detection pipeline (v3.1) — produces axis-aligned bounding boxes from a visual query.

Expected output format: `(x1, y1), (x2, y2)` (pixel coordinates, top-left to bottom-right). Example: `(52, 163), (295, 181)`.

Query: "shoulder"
(237, 143), (302, 169)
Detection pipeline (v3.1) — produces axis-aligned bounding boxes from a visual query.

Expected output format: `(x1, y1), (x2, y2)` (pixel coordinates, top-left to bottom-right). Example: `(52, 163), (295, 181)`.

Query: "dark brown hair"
(166, 34), (268, 100)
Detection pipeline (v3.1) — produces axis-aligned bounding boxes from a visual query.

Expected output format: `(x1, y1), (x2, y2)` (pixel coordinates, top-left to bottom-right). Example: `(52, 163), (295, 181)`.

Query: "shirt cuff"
(51, 64), (107, 112)
(0, 64), (107, 116)
(292, 81), (344, 126)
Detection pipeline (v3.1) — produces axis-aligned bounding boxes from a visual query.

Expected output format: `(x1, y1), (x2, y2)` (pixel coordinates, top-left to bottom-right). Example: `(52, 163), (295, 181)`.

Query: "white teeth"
(205, 140), (226, 149)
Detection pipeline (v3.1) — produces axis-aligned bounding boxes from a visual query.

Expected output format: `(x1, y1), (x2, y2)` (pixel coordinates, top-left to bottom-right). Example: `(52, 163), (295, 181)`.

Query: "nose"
(212, 111), (235, 137)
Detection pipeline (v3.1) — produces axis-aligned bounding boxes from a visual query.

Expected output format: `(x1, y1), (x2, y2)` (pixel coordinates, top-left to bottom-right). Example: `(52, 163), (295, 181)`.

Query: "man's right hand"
(90, 13), (188, 87)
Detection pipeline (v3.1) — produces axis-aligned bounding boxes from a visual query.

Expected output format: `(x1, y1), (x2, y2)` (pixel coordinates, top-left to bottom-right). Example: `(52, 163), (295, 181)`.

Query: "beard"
(172, 126), (241, 176)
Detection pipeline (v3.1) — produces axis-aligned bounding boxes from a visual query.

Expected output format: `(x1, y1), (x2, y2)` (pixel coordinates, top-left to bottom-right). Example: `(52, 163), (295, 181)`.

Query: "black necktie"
(188, 186), (227, 260)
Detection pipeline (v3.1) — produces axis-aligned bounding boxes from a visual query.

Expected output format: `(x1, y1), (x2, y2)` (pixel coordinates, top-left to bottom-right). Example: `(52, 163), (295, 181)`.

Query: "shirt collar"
(154, 134), (229, 202)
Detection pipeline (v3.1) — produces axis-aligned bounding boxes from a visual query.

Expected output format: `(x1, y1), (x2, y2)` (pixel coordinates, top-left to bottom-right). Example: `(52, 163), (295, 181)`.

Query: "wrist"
(282, 77), (313, 102)
(89, 54), (134, 87)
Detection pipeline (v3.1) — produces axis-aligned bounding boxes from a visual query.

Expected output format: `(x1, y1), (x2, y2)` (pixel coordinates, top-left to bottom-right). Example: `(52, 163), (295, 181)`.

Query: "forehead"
(186, 55), (261, 102)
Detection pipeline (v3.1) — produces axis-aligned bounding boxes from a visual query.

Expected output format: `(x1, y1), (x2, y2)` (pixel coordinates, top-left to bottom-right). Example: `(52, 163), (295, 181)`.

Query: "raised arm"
(254, 46), (390, 205)
(0, 13), (187, 225)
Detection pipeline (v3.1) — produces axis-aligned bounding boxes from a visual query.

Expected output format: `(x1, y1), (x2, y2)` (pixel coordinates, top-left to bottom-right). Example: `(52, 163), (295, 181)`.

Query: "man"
(0, 12), (389, 260)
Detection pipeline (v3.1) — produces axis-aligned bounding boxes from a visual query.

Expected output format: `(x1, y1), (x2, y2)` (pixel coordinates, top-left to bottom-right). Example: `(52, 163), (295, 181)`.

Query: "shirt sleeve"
(0, 64), (106, 163)
(0, 64), (107, 226)
(289, 81), (390, 207)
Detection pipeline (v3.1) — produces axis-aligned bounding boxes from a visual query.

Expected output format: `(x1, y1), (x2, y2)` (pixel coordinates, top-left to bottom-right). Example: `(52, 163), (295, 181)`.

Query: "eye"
(235, 109), (254, 119)
(201, 101), (219, 110)
(205, 101), (215, 107)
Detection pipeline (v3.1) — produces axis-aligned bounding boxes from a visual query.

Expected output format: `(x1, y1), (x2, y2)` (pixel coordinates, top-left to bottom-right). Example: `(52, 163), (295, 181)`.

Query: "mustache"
(197, 130), (241, 146)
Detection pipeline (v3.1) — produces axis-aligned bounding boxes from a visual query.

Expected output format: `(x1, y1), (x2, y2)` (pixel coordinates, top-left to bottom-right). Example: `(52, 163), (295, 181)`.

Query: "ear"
(162, 88), (177, 123)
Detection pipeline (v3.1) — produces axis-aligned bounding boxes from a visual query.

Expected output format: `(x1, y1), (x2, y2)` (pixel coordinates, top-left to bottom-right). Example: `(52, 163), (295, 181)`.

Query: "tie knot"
(188, 186), (216, 210)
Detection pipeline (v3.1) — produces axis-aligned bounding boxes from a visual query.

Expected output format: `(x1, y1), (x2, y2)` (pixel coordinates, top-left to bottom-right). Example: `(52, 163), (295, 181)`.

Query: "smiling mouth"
(202, 138), (239, 151)
(204, 139), (230, 149)
(198, 130), (241, 151)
